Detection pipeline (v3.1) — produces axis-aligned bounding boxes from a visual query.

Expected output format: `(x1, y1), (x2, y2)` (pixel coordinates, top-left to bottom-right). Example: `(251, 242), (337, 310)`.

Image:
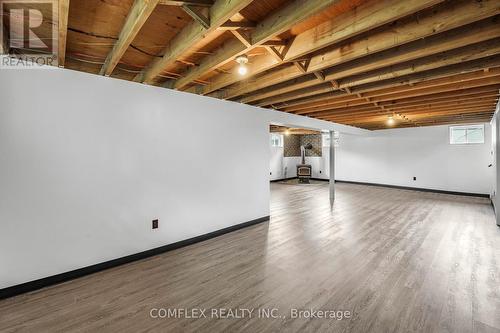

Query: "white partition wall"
(0, 68), (362, 289)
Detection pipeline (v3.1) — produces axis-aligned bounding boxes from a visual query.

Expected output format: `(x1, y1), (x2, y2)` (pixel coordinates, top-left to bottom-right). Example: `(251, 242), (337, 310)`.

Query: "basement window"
(270, 133), (283, 147)
(449, 124), (484, 145)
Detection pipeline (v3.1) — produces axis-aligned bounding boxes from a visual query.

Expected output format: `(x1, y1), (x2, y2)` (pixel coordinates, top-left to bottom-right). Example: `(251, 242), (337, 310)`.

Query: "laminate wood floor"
(1, 183), (499, 333)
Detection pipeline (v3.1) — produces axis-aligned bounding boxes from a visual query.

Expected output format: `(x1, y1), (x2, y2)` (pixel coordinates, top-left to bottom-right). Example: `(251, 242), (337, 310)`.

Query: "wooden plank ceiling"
(5, 0), (500, 130)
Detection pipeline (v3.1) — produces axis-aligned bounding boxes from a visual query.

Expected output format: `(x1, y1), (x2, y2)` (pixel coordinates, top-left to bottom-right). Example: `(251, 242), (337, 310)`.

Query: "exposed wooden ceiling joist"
(269, 125), (320, 135)
(218, 21), (256, 30)
(278, 70), (500, 116)
(297, 90), (500, 117)
(158, 0), (213, 6)
(214, 0), (500, 101)
(338, 38), (500, 89)
(287, 86), (500, 115)
(265, 56), (500, 109)
(321, 102), (498, 121)
(242, 16), (500, 105)
(135, 0), (254, 84)
(333, 107), (495, 124)
(170, 0), (345, 90)
(180, 5), (210, 29)
(363, 75), (500, 102)
(200, 0), (448, 97)
(100, 0), (160, 76)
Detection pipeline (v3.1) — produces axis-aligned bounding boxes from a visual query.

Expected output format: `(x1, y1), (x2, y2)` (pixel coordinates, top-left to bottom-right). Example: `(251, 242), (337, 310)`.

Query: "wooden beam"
(261, 40), (288, 47)
(257, 56), (500, 108)
(284, 0), (443, 62)
(314, 71), (325, 81)
(276, 68), (500, 110)
(333, 107), (494, 123)
(181, 5), (210, 29)
(309, 0), (499, 74)
(385, 94), (498, 112)
(363, 74), (500, 102)
(258, 83), (340, 106)
(345, 113), (494, 125)
(293, 90), (499, 116)
(218, 21), (255, 30)
(324, 110), (495, 125)
(315, 76), (500, 114)
(337, 38), (500, 90)
(322, 101), (498, 121)
(264, 46), (284, 62)
(230, 29), (251, 48)
(58, 0), (70, 67)
(172, 0), (343, 90)
(379, 89), (500, 109)
(385, 98), (499, 112)
(136, 0), (253, 84)
(359, 116), (494, 129)
(293, 61), (308, 74)
(315, 104), (497, 123)
(238, 15), (500, 104)
(158, 0), (213, 6)
(202, 0), (447, 96)
(100, 0), (159, 76)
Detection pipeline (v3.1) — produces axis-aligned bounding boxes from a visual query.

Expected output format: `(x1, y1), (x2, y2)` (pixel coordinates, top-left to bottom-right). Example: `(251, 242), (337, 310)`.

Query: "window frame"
(449, 124), (485, 145)
(270, 133), (283, 148)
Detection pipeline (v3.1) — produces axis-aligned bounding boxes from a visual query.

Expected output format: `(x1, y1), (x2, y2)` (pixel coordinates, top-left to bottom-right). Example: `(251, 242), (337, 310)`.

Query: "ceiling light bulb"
(284, 130), (290, 136)
(238, 64), (248, 75)
(235, 54), (249, 76)
(387, 116), (395, 126)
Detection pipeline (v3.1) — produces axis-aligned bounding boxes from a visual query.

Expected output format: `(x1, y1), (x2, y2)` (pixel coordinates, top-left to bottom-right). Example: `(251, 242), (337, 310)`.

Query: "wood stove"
(297, 164), (312, 183)
(297, 143), (312, 183)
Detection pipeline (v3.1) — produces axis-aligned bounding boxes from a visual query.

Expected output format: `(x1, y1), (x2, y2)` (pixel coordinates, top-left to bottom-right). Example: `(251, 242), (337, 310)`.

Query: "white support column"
(494, 108), (500, 226)
(329, 130), (335, 206)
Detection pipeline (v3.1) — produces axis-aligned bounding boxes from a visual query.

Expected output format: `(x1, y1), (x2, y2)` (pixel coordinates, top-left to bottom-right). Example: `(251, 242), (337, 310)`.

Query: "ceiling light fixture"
(236, 55), (249, 76)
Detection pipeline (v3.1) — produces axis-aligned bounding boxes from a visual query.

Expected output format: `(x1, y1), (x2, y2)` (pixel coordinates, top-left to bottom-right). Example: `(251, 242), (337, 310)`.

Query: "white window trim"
(270, 133), (283, 147)
(449, 124), (485, 145)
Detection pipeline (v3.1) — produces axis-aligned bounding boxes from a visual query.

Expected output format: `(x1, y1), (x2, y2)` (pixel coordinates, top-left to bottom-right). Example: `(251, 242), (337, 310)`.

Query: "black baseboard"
(270, 177), (297, 182)
(336, 180), (490, 198)
(311, 178), (329, 182)
(0, 215), (270, 300)
(271, 177), (329, 183)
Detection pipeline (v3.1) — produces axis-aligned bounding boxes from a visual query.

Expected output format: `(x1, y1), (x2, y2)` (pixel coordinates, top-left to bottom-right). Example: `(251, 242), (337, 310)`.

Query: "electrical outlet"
(152, 219), (159, 229)
(319, 170), (322, 174)
(413, 177), (417, 181)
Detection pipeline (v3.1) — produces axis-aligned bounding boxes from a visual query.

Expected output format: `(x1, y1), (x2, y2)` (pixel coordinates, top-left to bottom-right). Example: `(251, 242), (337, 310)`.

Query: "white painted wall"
(269, 154), (328, 180)
(0, 68), (363, 289)
(335, 124), (493, 195)
(269, 135), (329, 181)
(269, 137), (284, 180)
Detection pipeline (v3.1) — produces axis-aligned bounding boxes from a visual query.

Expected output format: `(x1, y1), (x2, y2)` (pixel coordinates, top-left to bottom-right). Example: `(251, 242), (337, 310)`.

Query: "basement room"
(0, 0), (499, 332)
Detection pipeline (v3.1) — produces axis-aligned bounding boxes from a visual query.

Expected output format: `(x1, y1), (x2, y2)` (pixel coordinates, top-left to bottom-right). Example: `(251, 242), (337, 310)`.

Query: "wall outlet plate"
(152, 219), (159, 229)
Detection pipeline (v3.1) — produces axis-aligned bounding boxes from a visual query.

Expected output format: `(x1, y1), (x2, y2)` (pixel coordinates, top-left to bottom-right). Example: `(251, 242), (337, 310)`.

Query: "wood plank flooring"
(0, 183), (499, 332)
